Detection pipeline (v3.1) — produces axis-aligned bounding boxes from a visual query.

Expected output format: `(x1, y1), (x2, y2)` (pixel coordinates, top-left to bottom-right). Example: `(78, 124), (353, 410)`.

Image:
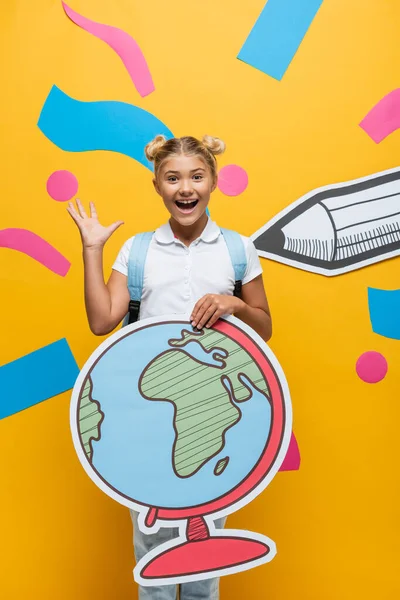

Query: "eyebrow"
(164, 168), (206, 175)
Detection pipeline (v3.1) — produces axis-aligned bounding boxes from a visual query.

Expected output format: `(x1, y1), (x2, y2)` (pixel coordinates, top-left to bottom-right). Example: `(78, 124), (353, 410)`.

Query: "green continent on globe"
(139, 328), (270, 478)
(214, 457), (230, 475)
(78, 375), (104, 462)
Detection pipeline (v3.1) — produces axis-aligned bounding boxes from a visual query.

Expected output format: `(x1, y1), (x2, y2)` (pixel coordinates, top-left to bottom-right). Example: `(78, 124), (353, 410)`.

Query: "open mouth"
(175, 199), (199, 213)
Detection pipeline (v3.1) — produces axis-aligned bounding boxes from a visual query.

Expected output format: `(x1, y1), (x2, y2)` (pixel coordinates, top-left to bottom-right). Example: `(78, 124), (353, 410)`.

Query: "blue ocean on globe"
(89, 322), (272, 509)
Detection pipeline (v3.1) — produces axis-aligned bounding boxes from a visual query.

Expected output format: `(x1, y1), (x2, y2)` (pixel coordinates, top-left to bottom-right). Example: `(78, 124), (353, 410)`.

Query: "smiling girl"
(67, 134), (272, 600)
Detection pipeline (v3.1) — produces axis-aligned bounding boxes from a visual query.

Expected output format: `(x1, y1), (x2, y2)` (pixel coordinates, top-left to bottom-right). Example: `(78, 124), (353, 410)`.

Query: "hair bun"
(202, 135), (226, 156)
(145, 135), (167, 162)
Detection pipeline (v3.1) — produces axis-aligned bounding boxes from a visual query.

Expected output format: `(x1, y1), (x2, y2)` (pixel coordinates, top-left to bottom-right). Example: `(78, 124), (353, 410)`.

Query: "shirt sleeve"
(242, 236), (263, 285)
(111, 236), (134, 277)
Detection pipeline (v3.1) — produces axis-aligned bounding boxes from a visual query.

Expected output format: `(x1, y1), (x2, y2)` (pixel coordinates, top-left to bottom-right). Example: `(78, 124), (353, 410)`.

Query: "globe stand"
(139, 515), (271, 582)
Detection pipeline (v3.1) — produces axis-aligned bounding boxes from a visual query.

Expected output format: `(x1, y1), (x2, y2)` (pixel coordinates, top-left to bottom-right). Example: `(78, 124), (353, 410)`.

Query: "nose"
(178, 179), (194, 197)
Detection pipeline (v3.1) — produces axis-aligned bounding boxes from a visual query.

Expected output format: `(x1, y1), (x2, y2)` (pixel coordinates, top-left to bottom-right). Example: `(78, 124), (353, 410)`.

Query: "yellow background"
(1, 1), (400, 598)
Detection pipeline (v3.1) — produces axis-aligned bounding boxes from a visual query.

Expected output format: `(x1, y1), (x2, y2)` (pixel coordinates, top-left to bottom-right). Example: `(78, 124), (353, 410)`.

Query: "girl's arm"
(68, 200), (129, 336)
(83, 249), (130, 335)
(233, 275), (272, 341)
(190, 274), (272, 342)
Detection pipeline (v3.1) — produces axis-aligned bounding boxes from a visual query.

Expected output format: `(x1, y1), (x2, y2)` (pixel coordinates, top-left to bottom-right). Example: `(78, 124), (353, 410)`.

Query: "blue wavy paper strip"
(368, 287), (400, 340)
(238, 0), (324, 81)
(0, 339), (79, 420)
(38, 86), (173, 170)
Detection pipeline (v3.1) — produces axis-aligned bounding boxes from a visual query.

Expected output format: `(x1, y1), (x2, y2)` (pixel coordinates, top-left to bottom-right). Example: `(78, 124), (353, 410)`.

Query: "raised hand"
(67, 199), (124, 248)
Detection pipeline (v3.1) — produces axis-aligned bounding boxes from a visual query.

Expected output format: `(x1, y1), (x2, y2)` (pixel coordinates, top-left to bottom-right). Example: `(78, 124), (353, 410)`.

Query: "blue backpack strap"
(126, 231), (154, 324)
(220, 228), (247, 297)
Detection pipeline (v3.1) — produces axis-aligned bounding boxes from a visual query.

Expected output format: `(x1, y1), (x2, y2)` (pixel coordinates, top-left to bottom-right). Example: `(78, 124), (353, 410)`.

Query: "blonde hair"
(145, 135), (225, 181)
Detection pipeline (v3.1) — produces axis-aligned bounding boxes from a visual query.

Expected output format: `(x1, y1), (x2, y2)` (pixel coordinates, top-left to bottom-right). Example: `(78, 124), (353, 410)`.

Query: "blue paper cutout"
(37, 86), (174, 170)
(0, 339), (79, 420)
(368, 287), (400, 340)
(238, 0), (324, 81)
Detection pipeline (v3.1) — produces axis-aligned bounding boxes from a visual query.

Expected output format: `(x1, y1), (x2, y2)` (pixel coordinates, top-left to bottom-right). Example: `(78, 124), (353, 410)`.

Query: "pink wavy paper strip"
(360, 89), (400, 143)
(62, 2), (155, 98)
(279, 432), (301, 471)
(0, 228), (71, 276)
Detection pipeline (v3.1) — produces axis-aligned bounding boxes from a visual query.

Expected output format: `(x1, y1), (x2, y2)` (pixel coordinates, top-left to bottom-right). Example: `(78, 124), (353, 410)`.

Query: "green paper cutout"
(139, 329), (270, 478)
(78, 376), (104, 462)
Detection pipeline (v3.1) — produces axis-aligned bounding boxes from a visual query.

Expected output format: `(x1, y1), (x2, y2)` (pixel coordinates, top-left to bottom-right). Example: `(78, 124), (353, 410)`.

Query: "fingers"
(67, 201), (81, 223)
(191, 296), (210, 327)
(200, 305), (219, 329)
(204, 308), (223, 329)
(191, 296), (218, 329)
(190, 297), (205, 323)
(76, 198), (88, 219)
(89, 201), (98, 220)
(107, 220), (125, 235)
(191, 295), (237, 330)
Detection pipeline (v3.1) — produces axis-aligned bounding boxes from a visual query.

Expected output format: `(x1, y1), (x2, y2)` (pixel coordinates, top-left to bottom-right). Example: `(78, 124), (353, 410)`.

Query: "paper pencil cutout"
(252, 167), (400, 276)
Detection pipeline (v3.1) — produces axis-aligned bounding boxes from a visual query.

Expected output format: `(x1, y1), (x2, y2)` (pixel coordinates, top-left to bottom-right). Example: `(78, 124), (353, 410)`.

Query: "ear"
(153, 178), (161, 196)
(211, 176), (218, 193)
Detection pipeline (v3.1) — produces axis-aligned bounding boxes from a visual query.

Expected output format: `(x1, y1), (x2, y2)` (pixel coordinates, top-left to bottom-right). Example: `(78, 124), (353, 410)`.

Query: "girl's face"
(154, 154), (217, 226)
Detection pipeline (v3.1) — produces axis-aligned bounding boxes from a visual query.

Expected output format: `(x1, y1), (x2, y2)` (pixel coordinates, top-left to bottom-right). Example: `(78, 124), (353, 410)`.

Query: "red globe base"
(140, 535), (271, 580)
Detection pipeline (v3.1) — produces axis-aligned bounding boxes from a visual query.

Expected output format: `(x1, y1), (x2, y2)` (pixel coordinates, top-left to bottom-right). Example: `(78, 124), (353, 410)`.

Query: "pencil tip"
(253, 226), (285, 255)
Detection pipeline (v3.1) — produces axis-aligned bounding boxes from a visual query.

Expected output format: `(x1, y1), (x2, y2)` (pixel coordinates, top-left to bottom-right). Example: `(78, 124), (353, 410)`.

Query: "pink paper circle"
(46, 170), (78, 202)
(356, 351), (388, 383)
(217, 165), (248, 196)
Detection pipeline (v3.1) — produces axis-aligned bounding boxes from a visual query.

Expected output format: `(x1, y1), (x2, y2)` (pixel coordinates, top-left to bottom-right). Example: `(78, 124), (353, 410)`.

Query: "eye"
(167, 176), (178, 182)
(193, 174), (203, 180)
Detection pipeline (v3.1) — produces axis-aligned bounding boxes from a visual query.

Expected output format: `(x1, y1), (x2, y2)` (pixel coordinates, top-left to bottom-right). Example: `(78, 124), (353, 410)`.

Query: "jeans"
(130, 510), (226, 600)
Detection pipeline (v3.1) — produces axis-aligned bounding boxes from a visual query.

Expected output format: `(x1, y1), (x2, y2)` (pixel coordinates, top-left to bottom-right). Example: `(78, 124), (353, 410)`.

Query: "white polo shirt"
(112, 219), (263, 320)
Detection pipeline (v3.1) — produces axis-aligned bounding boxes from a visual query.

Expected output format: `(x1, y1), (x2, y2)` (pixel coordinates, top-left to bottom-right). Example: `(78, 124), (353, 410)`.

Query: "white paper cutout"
(252, 166), (400, 276)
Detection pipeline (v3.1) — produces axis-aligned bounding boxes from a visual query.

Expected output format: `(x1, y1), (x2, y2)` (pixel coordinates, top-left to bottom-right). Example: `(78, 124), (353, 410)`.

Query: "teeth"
(177, 200), (197, 204)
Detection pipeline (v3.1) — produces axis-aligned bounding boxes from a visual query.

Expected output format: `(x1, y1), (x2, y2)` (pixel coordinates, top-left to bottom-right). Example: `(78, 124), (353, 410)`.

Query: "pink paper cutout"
(359, 89), (400, 143)
(356, 351), (388, 383)
(46, 170), (78, 202)
(218, 165), (248, 196)
(141, 536), (269, 579)
(0, 228), (71, 276)
(62, 2), (155, 98)
(279, 432), (300, 471)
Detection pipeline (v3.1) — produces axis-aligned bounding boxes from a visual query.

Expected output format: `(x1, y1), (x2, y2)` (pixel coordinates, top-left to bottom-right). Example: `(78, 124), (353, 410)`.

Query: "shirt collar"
(154, 218), (221, 245)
